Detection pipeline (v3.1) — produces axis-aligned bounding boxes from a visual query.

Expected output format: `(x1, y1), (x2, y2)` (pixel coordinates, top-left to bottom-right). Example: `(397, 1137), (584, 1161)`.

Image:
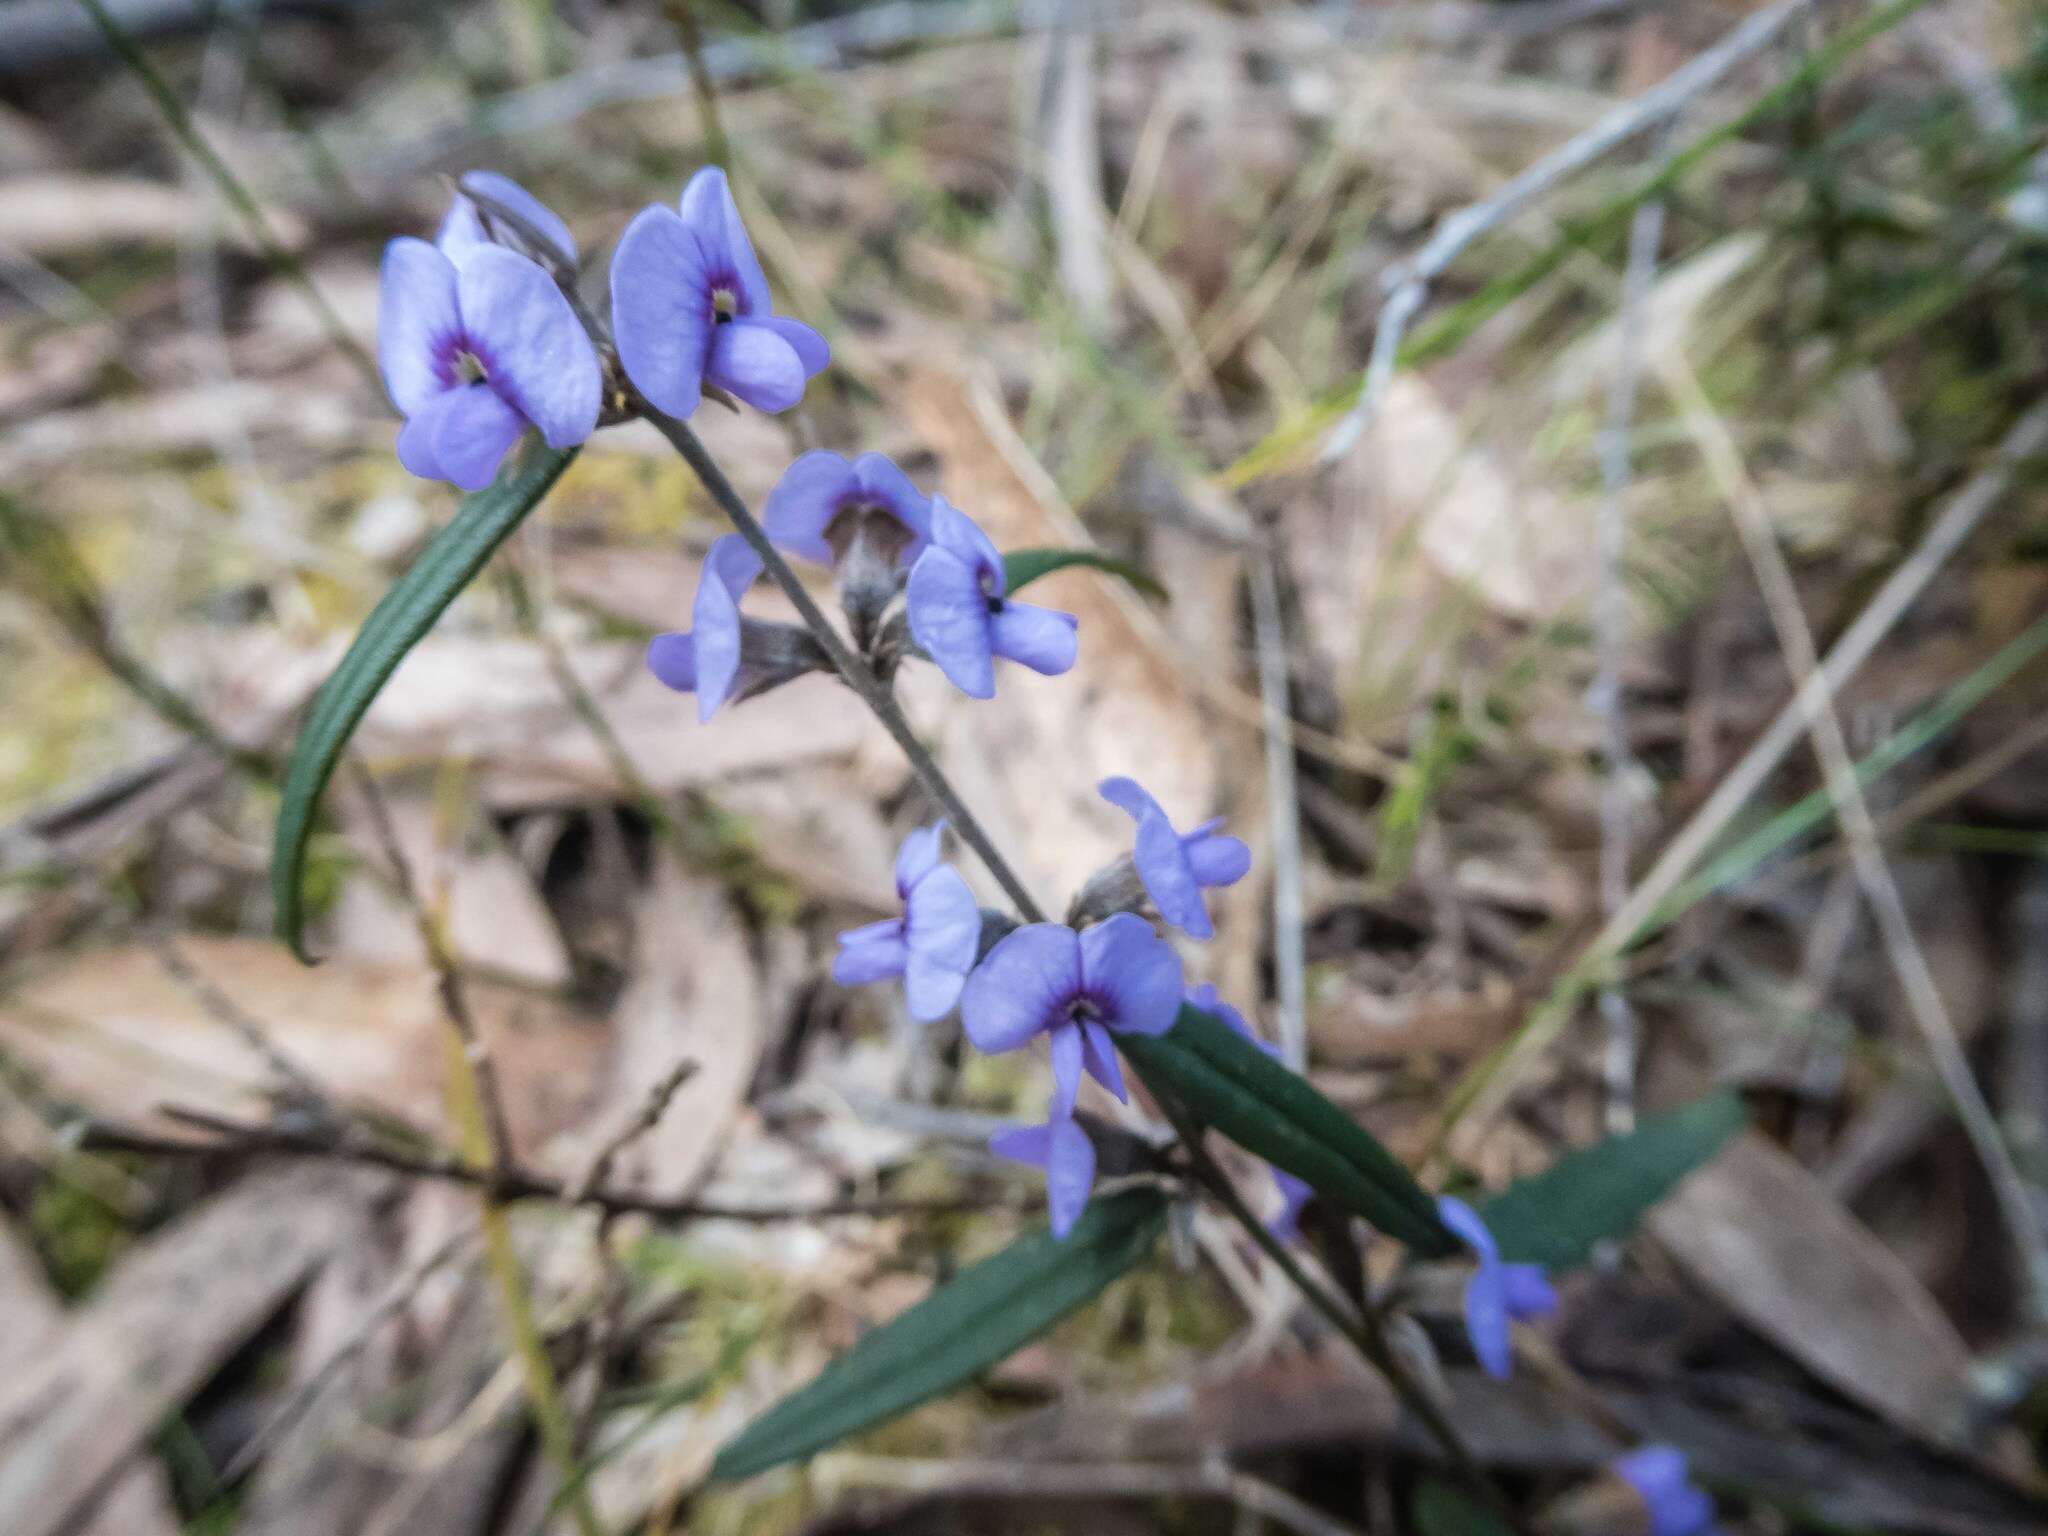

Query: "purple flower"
(905, 499), (1077, 698)
(762, 450), (933, 569)
(1614, 1446), (1716, 1536)
(1188, 984), (1312, 1238)
(378, 183), (601, 491)
(1098, 778), (1251, 941)
(965, 914), (1181, 1237)
(832, 822), (982, 1022)
(990, 1117), (1097, 1240)
(1436, 1195), (1558, 1380)
(610, 166), (829, 419)
(437, 170), (579, 271)
(646, 534), (761, 721)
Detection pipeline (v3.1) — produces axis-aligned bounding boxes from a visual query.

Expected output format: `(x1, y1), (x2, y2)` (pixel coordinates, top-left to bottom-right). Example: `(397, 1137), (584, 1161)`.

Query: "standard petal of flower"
(1048, 1022), (1084, 1120)
(1614, 1446), (1716, 1536)
(960, 922), (1081, 1053)
(893, 821), (946, 894)
(689, 539), (757, 720)
(1185, 831), (1252, 888)
(1078, 913), (1183, 1036)
(378, 237), (459, 417)
(702, 531), (765, 600)
(451, 246), (599, 448)
(1185, 982), (1252, 1040)
(611, 204), (712, 419)
(678, 166), (771, 313)
(989, 603), (1079, 677)
(1463, 1266), (1514, 1379)
(427, 383), (526, 490)
(988, 1123), (1053, 1168)
(1436, 1195), (1501, 1264)
(1043, 1118), (1097, 1239)
(906, 546), (996, 699)
(928, 497), (1003, 587)
(762, 450), (856, 565)
(833, 921), (909, 986)
(435, 194), (489, 259)
(1500, 1264), (1558, 1320)
(459, 171), (578, 264)
(1133, 808), (1209, 939)
(1098, 776), (1163, 824)
(903, 867), (981, 1022)
(1078, 1020), (1127, 1103)
(706, 320), (805, 413)
(849, 451), (933, 557)
(646, 632), (698, 693)
(754, 315), (830, 378)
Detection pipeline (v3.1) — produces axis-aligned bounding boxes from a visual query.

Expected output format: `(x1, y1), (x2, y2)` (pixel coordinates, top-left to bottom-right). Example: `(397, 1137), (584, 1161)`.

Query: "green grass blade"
(710, 1189), (1167, 1482)
(271, 447), (579, 959)
(1480, 1091), (1747, 1269)
(1002, 547), (1169, 603)
(1121, 1005), (1455, 1255)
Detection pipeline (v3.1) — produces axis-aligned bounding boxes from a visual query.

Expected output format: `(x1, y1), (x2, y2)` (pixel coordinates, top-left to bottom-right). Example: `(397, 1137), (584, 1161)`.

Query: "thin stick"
(75, 0), (379, 392)
(1667, 354), (2048, 1319)
(662, 0), (731, 168)
(568, 1058), (698, 1203)
(638, 404), (1049, 922)
(78, 1110), (1035, 1223)
(1319, 0), (1813, 463)
(1592, 181), (1666, 1134)
(1440, 393), (2048, 1144)
(1249, 540), (1307, 1070)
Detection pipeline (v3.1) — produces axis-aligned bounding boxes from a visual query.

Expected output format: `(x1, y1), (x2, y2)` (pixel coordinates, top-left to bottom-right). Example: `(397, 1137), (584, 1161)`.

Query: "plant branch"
(637, 403), (1048, 922)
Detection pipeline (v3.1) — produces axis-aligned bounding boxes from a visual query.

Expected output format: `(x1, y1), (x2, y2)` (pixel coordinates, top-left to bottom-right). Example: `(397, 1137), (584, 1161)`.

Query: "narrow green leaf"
(271, 447), (578, 959)
(1481, 1091), (1747, 1269)
(1412, 1478), (1514, 1536)
(711, 1189), (1167, 1482)
(1002, 547), (1168, 602)
(1120, 1005), (1455, 1256)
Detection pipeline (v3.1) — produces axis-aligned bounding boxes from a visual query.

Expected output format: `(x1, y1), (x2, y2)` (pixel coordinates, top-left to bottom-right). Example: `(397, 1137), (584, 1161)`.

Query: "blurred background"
(3, 0), (2047, 1531)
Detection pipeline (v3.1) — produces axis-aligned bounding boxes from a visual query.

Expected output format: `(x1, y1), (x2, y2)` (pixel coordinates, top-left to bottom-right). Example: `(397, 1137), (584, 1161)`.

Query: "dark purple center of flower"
(438, 333), (495, 389)
(707, 271), (743, 324)
(1063, 995), (1106, 1028)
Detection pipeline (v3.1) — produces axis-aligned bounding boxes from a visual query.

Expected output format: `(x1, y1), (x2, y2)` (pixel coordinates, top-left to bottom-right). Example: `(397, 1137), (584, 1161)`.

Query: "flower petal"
(833, 923), (909, 987)
(904, 867), (980, 1022)
(1078, 1020), (1127, 1103)
(849, 451), (933, 560)
(610, 204), (712, 419)
(1270, 1170), (1313, 1241)
(435, 195), (488, 260)
(1043, 1117), (1098, 1239)
(1133, 808), (1209, 939)
(754, 314), (830, 378)
(678, 166), (770, 313)
(1436, 1195), (1500, 1265)
(906, 546), (996, 699)
(458, 170), (577, 264)
(1048, 1022), (1084, 1120)
(959, 922), (1080, 1053)
(1077, 912), (1182, 1036)
(1463, 1266), (1514, 1379)
(405, 382), (524, 490)
(928, 497), (1003, 589)
(989, 1123), (1053, 1169)
(706, 319), (805, 413)
(646, 631), (697, 693)
(451, 245), (599, 448)
(762, 450), (857, 565)
(893, 820), (946, 895)
(1500, 1264), (1558, 1321)
(990, 602), (1078, 677)
(378, 237), (460, 417)
(690, 534), (761, 720)
(1098, 776), (1164, 825)
(1184, 982), (1252, 1042)
(1185, 831), (1252, 888)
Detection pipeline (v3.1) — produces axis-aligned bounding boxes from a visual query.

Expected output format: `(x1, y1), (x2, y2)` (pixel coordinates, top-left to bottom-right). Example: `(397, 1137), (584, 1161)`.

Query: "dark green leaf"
(1002, 547), (1168, 602)
(1120, 1005), (1455, 1256)
(711, 1189), (1167, 1482)
(270, 447), (578, 960)
(1412, 1477), (1514, 1536)
(1481, 1091), (1747, 1269)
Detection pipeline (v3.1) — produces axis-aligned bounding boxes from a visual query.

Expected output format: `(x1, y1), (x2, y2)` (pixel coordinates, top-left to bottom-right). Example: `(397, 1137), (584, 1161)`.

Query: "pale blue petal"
(1077, 913), (1182, 1036)
(611, 204), (712, 419)
(706, 319), (805, 413)
(960, 922), (1080, 1053)
(451, 245), (599, 447)
(906, 545), (995, 699)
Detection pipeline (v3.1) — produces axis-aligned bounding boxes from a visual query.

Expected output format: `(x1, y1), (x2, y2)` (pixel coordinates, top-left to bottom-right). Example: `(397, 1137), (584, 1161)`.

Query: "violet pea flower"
(611, 166), (829, 418)
(378, 186), (601, 490)
(762, 449), (933, 569)
(1613, 1445), (1717, 1536)
(1188, 983), (1312, 1239)
(646, 534), (761, 721)
(1436, 1194), (1558, 1380)
(832, 822), (981, 1022)
(437, 170), (579, 271)
(967, 914), (1182, 1237)
(905, 499), (1077, 699)
(1099, 777), (1251, 941)
(989, 1117), (1098, 1242)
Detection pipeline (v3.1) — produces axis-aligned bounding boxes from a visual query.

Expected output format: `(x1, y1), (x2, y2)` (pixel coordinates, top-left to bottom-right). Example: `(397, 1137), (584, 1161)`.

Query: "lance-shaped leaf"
(1002, 546), (1168, 603)
(711, 1188), (1167, 1483)
(1481, 1091), (1747, 1270)
(1120, 1004), (1455, 1256)
(271, 446), (579, 960)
